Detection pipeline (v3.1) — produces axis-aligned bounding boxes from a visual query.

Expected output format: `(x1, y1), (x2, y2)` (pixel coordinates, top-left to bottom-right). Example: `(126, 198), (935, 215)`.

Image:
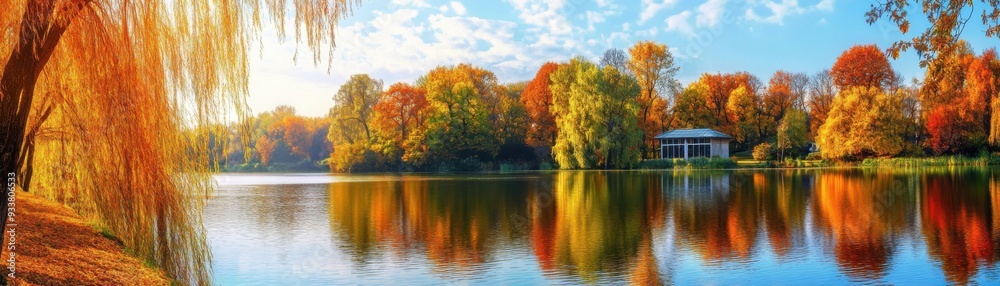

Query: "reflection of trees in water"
(245, 184), (328, 253)
(322, 169), (1000, 284)
(812, 170), (919, 281)
(920, 170), (998, 285)
(665, 170), (814, 263)
(542, 171), (663, 283)
(326, 177), (534, 273)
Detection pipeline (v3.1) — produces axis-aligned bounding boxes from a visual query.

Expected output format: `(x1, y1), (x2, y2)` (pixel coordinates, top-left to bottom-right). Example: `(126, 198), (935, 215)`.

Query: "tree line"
(210, 39), (1000, 172)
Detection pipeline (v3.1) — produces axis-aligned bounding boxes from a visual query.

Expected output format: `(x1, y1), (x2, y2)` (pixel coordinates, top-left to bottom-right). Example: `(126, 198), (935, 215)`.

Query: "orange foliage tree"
(282, 116), (315, 159)
(627, 40), (681, 158)
(763, 71), (808, 132)
(255, 135), (277, 166)
(521, 62), (560, 148)
(372, 82), (429, 158)
(696, 72), (766, 148)
(830, 44), (895, 90)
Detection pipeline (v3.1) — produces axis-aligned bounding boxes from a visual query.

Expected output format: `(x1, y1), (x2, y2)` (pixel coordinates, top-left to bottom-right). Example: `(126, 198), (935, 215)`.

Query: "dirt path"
(1, 192), (170, 285)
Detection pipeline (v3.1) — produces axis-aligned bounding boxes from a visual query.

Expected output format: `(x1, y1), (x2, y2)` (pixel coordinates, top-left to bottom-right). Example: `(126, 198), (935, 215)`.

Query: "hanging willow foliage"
(0, 0), (359, 285)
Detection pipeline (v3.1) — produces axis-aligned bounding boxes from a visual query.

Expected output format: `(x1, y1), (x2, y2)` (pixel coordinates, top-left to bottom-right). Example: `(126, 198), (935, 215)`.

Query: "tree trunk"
(1, 1), (85, 281)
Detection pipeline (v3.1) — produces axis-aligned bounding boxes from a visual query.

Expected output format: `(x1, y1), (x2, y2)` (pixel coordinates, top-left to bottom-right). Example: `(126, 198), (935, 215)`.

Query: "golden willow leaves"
(550, 57), (642, 169)
(1, 1), (360, 285)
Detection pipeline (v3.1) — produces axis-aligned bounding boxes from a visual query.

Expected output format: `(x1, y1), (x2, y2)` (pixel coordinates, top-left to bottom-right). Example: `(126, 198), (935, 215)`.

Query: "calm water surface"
(206, 168), (1000, 285)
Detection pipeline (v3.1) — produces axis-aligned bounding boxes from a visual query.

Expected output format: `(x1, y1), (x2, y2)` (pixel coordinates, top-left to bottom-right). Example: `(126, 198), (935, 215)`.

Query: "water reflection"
(813, 170), (919, 281)
(208, 169), (1000, 284)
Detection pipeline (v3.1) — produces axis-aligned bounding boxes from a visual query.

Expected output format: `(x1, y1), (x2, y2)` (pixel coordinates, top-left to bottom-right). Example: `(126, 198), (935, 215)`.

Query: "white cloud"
(595, 0), (613, 8)
(438, 5), (448, 13)
(696, 0), (727, 27)
(391, 0), (430, 8)
(449, 2), (467, 15)
(640, 0), (679, 24)
(665, 11), (695, 37)
(585, 11), (606, 31)
(506, 0), (573, 35)
(815, 0), (834, 11)
(745, 0), (806, 25)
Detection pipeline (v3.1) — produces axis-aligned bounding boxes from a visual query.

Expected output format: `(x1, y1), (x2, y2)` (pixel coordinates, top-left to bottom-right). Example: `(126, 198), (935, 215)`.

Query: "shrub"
(638, 159), (674, 170)
(753, 143), (773, 161)
(805, 152), (822, 161)
(706, 157), (738, 169)
(687, 157), (710, 168)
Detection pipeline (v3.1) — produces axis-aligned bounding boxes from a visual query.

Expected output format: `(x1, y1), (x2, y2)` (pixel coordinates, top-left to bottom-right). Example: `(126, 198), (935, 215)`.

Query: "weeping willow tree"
(0, 0), (360, 284)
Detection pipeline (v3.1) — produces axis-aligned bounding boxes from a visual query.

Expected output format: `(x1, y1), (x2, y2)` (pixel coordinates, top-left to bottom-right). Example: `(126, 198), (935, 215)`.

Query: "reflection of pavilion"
(660, 172), (730, 200)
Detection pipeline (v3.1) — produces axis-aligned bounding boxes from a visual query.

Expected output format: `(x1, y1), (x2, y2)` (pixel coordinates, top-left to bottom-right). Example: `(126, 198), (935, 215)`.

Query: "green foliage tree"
(673, 83), (715, 129)
(776, 109), (808, 160)
(420, 64), (501, 162)
(550, 57), (642, 169)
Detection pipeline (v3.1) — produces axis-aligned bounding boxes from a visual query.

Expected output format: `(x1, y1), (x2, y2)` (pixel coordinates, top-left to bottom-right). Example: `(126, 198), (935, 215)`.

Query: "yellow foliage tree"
(817, 87), (906, 159)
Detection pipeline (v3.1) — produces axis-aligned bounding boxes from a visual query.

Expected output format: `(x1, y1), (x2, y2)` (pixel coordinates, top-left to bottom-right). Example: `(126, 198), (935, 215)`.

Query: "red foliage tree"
(926, 104), (970, 154)
(830, 44), (895, 90)
(521, 62), (560, 147)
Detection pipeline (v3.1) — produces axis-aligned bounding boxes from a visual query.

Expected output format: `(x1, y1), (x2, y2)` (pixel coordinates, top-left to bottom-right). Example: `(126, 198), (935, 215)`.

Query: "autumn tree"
(494, 83), (530, 147)
(673, 83), (715, 129)
(627, 40), (681, 158)
(917, 44), (999, 152)
(419, 64), (502, 162)
(282, 116), (315, 160)
(817, 87), (907, 159)
(550, 57), (642, 169)
(727, 86), (762, 145)
(808, 70), (837, 138)
(0, 1), (361, 284)
(521, 62), (560, 148)
(763, 71), (808, 131)
(776, 109), (808, 160)
(830, 44), (896, 91)
(256, 135), (277, 166)
(926, 104), (971, 154)
(866, 1), (1000, 68)
(329, 74), (383, 172)
(371, 82), (428, 160)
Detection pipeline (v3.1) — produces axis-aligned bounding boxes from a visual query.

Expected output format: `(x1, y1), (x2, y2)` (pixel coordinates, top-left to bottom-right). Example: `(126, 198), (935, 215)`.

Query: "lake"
(206, 168), (1000, 285)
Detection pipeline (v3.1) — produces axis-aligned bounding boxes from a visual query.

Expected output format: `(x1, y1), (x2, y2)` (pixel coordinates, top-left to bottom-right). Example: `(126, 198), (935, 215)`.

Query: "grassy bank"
(857, 153), (1000, 168)
(638, 157), (738, 170)
(1, 192), (170, 286)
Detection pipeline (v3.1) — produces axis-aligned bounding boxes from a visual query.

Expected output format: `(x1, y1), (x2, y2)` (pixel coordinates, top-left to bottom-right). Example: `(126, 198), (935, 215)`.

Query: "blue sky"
(246, 0), (998, 117)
